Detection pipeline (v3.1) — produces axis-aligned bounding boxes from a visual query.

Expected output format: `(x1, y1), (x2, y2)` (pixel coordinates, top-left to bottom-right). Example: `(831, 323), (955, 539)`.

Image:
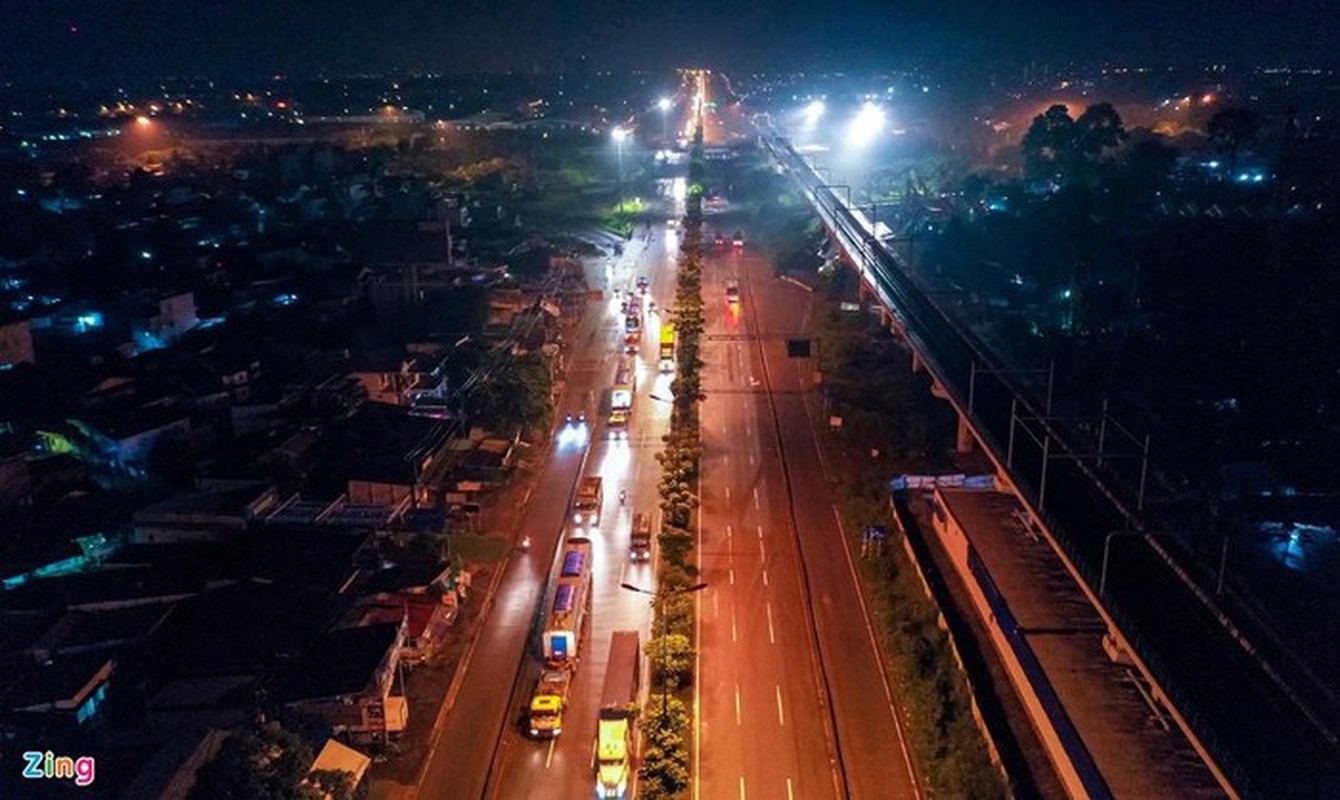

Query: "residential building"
(273, 621), (408, 742)
(0, 317), (35, 368)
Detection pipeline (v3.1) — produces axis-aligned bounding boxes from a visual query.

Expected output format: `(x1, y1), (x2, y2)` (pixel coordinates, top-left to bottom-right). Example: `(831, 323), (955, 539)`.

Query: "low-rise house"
(272, 621), (408, 742)
(27, 604), (173, 664)
(131, 481), (280, 543)
(0, 567), (210, 614)
(454, 434), (518, 485)
(307, 404), (451, 508)
(0, 492), (128, 591)
(130, 291), (199, 352)
(0, 431), (32, 505)
(282, 364), (366, 422)
(350, 353), (449, 408)
(69, 406), (192, 476)
(305, 738), (372, 798)
(2, 651), (115, 735)
(0, 316), (36, 367)
(352, 591), (456, 665)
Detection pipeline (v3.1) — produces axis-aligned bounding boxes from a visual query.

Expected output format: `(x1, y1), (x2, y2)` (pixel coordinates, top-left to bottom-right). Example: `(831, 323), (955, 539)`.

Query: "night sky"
(3, 0), (1337, 79)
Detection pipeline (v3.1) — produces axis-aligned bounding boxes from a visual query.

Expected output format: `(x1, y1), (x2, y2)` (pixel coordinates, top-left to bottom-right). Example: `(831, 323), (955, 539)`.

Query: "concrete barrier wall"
(888, 495), (1013, 791)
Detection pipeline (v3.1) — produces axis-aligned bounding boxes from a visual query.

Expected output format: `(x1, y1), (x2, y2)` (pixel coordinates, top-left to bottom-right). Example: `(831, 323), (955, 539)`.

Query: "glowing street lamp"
(657, 97), (672, 140)
(846, 102), (885, 148)
(803, 99), (825, 126)
(612, 127), (628, 214)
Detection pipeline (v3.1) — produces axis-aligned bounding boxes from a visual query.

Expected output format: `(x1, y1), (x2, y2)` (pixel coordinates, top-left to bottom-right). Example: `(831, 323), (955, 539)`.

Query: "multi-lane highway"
(478, 220), (683, 800)
(694, 233), (920, 800)
(416, 194), (684, 800)
(418, 73), (926, 799)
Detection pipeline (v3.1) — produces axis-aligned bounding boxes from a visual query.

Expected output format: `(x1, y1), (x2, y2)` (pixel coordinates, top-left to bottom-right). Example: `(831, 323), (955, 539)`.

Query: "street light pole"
(612, 127), (628, 215)
(658, 97), (672, 142)
(620, 581), (707, 728)
(1099, 530), (1142, 596)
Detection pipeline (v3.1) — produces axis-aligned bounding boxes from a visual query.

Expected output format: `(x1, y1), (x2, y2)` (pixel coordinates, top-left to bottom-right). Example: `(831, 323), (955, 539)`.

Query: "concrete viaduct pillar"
(955, 414), (976, 454)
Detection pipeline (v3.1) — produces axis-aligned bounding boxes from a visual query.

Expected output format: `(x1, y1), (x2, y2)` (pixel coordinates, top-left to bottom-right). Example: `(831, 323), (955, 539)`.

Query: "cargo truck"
(608, 409), (630, 440)
(528, 667), (572, 738)
(630, 512), (652, 561)
(573, 476), (603, 526)
(595, 631), (641, 799)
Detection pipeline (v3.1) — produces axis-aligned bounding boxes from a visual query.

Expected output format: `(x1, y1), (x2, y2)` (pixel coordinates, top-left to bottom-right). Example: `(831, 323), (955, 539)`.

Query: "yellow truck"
(595, 631), (641, 798)
(528, 667), (571, 738)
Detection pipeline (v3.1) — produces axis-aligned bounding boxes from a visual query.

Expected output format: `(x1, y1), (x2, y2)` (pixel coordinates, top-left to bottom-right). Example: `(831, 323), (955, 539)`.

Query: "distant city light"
(612, 127), (628, 142)
(75, 313), (104, 333)
(658, 97), (672, 112)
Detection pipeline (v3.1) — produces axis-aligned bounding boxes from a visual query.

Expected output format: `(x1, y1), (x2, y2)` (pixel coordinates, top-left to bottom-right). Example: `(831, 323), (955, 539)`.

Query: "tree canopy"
(1207, 107), (1262, 177)
(1021, 102), (1127, 185)
(188, 724), (330, 800)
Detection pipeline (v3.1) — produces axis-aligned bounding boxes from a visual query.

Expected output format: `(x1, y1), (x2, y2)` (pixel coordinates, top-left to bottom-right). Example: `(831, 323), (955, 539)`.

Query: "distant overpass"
(756, 119), (1340, 798)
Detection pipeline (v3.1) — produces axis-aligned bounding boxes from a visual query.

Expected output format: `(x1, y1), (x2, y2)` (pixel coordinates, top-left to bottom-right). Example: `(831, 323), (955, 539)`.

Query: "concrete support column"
(956, 414), (976, 454)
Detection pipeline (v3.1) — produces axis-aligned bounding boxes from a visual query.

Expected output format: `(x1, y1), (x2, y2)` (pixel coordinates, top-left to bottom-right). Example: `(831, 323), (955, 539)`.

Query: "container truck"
(595, 631), (641, 798)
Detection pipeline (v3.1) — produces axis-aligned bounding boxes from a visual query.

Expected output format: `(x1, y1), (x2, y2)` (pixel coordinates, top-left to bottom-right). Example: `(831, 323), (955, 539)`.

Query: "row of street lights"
(621, 581), (708, 728)
(795, 99), (888, 148)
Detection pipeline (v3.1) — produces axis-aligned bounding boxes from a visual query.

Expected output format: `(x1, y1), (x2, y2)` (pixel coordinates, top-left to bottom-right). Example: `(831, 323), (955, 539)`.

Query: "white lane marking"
(830, 505), (921, 798)
(729, 569), (735, 586)
(735, 684), (742, 725)
(731, 611), (737, 642)
(740, 776), (747, 800)
(753, 487), (760, 509)
(546, 738), (556, 768)
(776, 685), (785, 727)
(762, 569), (769, 587)
(786, 778), (794, 800)
(749, 453), (755, 466)
(766, 602), (776, 644)
(725, 486), (731, 502)
(756, 524), (763, 539)
(760, 540), (766, 562)
(727, 524), (733, 538)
